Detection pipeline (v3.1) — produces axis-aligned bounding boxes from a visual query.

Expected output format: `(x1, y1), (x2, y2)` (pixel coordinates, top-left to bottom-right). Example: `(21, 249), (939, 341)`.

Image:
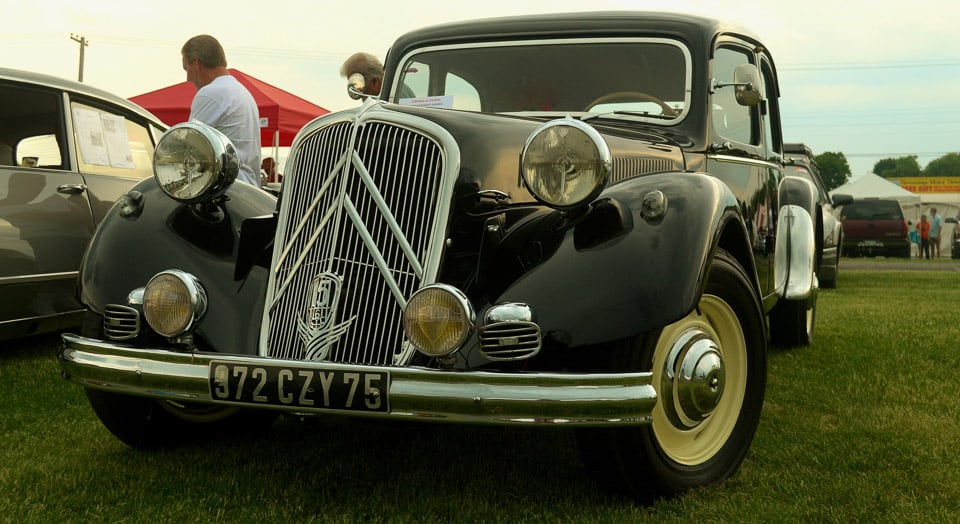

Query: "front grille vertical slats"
(264, 114), (453, 366)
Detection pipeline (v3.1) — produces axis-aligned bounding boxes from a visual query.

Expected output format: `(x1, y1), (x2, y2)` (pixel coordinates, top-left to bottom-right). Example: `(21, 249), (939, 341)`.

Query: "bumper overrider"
(59, 333), (657, 427)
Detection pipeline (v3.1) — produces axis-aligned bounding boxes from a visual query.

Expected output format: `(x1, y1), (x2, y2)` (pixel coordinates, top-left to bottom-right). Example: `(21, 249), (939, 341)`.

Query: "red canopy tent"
(129, 69), (329, 148)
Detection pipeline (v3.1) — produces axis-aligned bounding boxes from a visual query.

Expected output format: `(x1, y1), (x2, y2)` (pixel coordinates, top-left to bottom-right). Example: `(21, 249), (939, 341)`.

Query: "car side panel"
(0, 166), (95, 335)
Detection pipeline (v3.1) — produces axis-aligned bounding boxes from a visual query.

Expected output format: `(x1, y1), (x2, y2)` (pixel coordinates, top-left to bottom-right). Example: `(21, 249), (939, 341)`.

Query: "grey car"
(0, 68), (166, 340)
(784, 143), (852, 288)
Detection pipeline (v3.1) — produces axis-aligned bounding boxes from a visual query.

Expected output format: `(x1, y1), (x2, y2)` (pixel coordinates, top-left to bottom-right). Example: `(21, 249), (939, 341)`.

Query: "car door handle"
(57, 183), (88, 195)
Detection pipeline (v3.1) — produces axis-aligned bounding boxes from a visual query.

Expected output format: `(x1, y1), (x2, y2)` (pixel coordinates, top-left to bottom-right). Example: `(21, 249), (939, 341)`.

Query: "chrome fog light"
(520, 117), (610, 209)
(403, 285), (474, 357)
(153, 122), (239, 203)
(143, 270), (207, 337)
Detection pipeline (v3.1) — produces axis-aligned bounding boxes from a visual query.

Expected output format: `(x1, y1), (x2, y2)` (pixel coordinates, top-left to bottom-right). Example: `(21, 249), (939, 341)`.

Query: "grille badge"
(296, 272), (355, 361)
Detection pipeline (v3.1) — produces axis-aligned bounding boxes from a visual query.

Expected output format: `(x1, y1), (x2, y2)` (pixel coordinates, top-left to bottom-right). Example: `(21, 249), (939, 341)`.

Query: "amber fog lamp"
(153, 122), (239, 203)
(520, 118), (611, 209)
(143, 270), (207, 337)
(403, 285), (474, 357)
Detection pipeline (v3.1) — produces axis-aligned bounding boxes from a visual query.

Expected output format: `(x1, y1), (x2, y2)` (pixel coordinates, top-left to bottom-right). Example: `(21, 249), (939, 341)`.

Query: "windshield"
(393, 38), (690, 122)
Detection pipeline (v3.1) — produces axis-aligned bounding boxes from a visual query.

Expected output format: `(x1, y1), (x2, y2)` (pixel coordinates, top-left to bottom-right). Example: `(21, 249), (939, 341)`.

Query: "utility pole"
(70, 33), (88, 82)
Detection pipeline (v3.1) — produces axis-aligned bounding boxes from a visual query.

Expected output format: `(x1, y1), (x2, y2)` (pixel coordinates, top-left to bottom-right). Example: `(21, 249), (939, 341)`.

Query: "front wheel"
(577, 249), (766, 500)
(85, 389), (278, 448)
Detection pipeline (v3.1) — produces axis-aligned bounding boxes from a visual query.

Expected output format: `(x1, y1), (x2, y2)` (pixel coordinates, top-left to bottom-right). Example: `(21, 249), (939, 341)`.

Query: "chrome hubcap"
(660, 327), (725, 429)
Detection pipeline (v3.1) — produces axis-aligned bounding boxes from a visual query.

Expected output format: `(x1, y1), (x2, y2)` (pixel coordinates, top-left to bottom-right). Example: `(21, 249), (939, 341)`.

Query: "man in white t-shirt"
(181, 34), (261, 186)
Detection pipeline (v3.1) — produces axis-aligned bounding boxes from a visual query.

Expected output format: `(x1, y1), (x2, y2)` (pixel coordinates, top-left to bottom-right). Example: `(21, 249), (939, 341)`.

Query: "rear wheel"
(577, 249), (766, 500)
(768, 291), (816, 348)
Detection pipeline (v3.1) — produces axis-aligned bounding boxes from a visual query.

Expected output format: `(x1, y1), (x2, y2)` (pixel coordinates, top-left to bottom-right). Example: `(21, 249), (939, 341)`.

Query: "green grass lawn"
(2, 269), (959, 522)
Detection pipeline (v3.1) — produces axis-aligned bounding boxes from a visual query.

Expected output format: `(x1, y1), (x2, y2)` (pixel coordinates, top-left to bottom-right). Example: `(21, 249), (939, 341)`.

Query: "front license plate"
(209, 361), (389, 413)
(859, 240), (881, 247)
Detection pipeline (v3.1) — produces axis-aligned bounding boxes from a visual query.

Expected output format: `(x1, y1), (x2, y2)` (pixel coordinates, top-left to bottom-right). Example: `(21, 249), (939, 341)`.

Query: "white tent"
(830, 173), (921, 206)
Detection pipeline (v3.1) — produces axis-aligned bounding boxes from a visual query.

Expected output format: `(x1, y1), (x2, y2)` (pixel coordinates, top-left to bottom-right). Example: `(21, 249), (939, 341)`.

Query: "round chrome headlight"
(520, 118), (611, 209)
(403, 285), (474, 357)
(143, 270), (207, 337)
(153, 122), (239, 203)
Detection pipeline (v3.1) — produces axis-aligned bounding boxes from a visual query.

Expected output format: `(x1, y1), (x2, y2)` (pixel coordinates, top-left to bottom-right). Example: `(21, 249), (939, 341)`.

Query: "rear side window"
(0, 83), (67, 169)
(842, 201), (903, 220)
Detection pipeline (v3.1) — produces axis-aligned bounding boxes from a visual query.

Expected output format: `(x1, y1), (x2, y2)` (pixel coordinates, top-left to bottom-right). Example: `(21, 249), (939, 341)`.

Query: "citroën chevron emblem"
(296, 272), (356, 361)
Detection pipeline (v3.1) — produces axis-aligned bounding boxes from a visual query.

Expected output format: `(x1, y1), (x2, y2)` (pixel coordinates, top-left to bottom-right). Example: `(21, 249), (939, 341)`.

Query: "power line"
(780, 59), (960, 71)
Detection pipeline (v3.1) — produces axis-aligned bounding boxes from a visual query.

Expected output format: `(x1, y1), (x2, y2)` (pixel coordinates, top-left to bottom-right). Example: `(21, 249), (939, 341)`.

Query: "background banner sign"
(896, 177), (960, 193)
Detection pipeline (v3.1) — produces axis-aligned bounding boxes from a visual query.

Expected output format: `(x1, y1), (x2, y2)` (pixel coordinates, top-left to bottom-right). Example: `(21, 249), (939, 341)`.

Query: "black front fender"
(78, 179), (277, 355)
(487, 173), (748, 349)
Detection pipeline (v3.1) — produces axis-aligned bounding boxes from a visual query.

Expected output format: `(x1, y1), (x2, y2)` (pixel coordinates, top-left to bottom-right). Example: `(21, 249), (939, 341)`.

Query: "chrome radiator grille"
(263, 114), (452, 366)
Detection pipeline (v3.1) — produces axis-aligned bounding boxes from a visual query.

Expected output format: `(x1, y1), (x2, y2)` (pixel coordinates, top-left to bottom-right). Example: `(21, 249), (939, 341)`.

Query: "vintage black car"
(0, 68), (167, 340)
(59, 12), (822, 500)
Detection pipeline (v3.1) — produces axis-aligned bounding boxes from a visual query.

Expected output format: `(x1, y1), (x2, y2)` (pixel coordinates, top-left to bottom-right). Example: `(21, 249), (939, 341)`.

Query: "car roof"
(0, 67), (166, 126)
(385, 11), (764, 67)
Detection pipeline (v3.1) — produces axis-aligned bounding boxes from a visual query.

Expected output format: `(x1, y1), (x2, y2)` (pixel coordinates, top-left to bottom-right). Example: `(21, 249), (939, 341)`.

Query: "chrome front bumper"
(59, 333), (656, 427)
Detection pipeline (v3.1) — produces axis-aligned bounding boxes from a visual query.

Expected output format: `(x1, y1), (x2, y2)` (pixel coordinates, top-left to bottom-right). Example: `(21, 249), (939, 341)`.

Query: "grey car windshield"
(394, 39), (690, 121)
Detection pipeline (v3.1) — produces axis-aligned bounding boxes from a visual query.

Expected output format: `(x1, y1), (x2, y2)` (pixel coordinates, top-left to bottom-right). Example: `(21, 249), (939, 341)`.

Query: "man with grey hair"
(340, 52), (383, 97)
(181, 34), (261, 186)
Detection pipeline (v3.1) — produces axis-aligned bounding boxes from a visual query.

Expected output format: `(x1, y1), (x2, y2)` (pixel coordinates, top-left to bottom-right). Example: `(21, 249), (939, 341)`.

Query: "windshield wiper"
(580, 110), (675, 122)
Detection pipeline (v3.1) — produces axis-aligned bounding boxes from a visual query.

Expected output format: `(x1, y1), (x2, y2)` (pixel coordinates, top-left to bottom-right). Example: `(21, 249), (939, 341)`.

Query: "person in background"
(918, 214), (931, 260)
(340, 52), (383, 98)
(907, 220), (920, 259)
(929, 208), (942, 259)
(260, 157), (279, 184)
(181, 34), (261, 186)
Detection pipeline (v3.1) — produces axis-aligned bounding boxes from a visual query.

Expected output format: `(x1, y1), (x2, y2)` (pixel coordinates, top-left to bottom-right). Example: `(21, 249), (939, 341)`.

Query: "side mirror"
(347, 73), (366, 100)
(831, 193), (853, 207)
(711, 63), (763, 106)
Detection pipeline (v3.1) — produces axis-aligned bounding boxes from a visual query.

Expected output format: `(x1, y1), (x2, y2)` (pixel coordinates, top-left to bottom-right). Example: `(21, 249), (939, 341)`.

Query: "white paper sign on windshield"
(399, 95), (454, 108)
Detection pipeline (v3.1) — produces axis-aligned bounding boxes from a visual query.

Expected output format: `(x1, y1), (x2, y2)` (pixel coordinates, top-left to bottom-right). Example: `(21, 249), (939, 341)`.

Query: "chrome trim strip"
(59, 334), (656, 426)
(707, 153), (779, 170)
(0, 271), (77, 285)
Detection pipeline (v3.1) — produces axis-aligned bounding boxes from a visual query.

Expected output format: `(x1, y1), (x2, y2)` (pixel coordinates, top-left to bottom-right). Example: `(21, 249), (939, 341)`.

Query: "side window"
(0, 83), (66, 169)
(760, 58), (782, 160)
(713, 47), (756, 145)
(71, 101), (154, 179)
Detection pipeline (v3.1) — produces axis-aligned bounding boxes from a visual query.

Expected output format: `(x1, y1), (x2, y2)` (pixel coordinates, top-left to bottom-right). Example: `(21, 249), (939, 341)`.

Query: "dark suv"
(58, 11), (823, 500)
(840, 199), (910, 258)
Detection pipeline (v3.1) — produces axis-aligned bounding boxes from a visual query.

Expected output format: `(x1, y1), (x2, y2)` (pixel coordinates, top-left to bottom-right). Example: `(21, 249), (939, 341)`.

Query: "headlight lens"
(403, 285), (474, 357)
(153, 122), (239, 203)
(143, 270), (207, 337)
(520, 118), (611, 209)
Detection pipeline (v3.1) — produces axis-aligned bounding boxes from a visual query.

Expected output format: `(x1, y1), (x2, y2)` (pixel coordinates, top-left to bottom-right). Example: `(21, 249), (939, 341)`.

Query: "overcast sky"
(3, 0), (958, 177)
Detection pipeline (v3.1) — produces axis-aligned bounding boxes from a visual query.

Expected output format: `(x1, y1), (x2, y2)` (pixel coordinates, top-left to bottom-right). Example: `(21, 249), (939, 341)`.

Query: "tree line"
(813, 152), (960, 192)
